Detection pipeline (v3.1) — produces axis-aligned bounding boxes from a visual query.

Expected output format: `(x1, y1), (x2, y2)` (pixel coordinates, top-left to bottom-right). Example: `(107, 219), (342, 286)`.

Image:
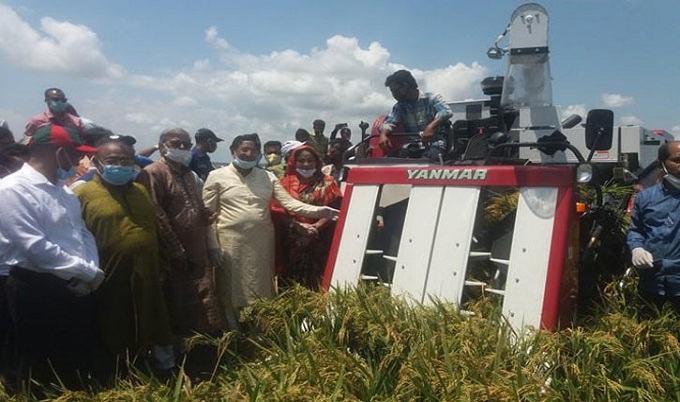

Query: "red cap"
(29, 124), (98, 153)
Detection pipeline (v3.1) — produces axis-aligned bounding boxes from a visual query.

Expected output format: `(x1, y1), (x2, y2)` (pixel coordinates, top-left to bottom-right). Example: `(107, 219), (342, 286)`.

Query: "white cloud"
(0, 4), (124, 78)
(0, 6), (491, 153)
(173, 96), (198, 107)
(620, 115), (642, 126)
(671, 126), (680, 137)
(601, 93), (634, 108)
(560, 104), (587, 122)
(420, 63), (489, 101)
(114, 27), (489, 147)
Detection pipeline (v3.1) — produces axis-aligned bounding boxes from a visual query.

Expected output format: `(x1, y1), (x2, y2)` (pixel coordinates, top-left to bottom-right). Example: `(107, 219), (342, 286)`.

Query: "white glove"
(319, 206), (340, 221)
(631, 247), (654, 269)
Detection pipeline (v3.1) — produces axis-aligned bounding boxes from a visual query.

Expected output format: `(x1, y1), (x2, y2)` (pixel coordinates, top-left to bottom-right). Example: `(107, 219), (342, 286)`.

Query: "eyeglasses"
(99, 157), (135, 166)
(164, 140), (193, 150)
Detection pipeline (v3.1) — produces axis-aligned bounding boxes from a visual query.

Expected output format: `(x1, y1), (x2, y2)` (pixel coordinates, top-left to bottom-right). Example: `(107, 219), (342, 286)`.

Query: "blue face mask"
(232, 156), (258, 170)
(55, 147), (77, 181)
(48, 100), (69, 113)
(57, 166), (77, 181)
(100, 165), (136, 186)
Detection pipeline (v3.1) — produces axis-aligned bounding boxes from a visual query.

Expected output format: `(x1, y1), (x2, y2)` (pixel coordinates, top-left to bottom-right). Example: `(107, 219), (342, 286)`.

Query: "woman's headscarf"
(285, 144), (323, 178)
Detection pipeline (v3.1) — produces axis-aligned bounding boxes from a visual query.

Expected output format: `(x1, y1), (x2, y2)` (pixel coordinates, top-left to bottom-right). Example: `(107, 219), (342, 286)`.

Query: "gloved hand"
(631, 247), (654, 269)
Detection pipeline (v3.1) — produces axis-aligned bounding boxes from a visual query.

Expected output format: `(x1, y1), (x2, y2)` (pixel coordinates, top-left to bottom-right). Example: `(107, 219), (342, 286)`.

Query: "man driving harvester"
(378, 70), (453, 163)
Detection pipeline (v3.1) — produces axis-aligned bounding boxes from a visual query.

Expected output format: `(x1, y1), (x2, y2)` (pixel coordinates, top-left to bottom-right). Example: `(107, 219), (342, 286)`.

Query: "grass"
(2, 281), (678, 402)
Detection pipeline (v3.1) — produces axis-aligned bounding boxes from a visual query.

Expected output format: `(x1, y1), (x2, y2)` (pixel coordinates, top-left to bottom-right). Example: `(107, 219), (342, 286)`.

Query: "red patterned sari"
(271, 145), (342, 290)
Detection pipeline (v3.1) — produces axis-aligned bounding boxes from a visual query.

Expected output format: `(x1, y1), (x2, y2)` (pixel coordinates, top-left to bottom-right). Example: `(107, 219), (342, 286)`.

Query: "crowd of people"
(0, 86), (355, 391)
(1, 69), (679, 394)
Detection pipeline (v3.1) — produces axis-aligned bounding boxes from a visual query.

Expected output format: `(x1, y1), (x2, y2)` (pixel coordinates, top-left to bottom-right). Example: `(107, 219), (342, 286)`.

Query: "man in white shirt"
(0, 124), (107, 389)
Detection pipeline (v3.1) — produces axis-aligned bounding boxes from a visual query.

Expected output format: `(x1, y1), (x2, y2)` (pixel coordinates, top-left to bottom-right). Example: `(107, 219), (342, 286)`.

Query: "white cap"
(281, 140), (303, 159)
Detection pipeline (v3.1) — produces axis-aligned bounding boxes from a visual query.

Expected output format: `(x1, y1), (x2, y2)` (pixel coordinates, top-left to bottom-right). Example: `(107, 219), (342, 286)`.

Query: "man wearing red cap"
(0, 124), (108, 388)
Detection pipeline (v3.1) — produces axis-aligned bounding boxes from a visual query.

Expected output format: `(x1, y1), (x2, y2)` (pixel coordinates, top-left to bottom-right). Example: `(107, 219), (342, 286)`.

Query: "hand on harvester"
(319, 206), (340, 221)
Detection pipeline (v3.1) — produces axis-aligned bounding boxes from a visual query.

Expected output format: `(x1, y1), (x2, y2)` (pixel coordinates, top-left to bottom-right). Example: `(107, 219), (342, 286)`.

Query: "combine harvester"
(321, 3), (634, 334)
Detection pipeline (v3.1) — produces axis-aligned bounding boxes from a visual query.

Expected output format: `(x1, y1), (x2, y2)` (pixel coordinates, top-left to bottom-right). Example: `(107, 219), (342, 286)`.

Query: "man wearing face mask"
(0, 124), (107, 387)
(23, 88), (84, 140)
(627, 141), (680, 317)
(74, 141), (176, 372)
(203, 134), (339, 327)
(189, 128), (223, 182)
(378, 70), (453, 163)
(137, 128), (226, 338)
(263, 140), (285, 179)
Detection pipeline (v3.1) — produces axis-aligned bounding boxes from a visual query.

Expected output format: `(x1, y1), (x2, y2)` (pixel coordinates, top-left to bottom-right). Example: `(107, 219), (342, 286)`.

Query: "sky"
(1, 0), (678, 160)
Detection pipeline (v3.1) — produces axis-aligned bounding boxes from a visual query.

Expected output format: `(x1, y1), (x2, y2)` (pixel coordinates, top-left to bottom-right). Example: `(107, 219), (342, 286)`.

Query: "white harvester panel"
(390, 186), (444, 301)
(326, 184), (380, 290)
(502, 187), (557, 331)
(424, 186), (481, 304)
(323, 164), (576, 333)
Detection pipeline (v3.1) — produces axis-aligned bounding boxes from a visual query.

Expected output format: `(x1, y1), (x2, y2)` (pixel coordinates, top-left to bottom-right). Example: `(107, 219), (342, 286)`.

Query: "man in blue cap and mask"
(190, 128), (224, 181)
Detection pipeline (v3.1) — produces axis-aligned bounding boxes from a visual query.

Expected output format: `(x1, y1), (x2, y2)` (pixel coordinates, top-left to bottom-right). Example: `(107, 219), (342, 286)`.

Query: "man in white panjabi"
(203, 133), (337, 324)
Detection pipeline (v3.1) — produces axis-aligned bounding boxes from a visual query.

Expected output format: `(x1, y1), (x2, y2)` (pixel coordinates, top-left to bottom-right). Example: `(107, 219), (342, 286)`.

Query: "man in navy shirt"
(190, 128), (223, 181)
(627, 141), (680, 315)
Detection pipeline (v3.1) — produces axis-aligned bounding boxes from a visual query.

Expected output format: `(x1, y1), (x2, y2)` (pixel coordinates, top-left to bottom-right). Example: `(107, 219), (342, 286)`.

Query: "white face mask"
(165, 148), (192, 166)
(296, 168), (317, 178)
(232, 157), (258, 170)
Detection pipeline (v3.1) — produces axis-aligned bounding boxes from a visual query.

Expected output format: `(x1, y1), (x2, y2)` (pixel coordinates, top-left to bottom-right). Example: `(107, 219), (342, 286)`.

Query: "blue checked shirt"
(380, 92), (453, 134)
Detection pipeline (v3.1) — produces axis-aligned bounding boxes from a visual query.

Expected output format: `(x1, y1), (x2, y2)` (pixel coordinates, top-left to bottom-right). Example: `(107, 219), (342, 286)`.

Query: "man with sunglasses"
(190, 128), (224, 181)
(137, 128), (226, 339)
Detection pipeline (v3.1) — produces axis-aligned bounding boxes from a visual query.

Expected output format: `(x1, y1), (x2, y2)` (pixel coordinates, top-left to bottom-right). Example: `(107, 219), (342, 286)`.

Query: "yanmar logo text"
(407, 168), (488, 181)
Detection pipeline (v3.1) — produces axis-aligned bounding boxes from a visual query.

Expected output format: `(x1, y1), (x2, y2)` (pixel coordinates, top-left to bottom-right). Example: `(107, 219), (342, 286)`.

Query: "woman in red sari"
(272, 145), (342, 290)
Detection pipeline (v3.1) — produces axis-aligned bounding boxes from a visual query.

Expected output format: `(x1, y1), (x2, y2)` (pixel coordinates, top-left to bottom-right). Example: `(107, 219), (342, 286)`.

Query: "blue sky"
(1, 0), (678, 158)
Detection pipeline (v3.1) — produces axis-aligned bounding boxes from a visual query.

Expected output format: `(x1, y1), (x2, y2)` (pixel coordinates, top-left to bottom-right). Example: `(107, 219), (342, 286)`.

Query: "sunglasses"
(164, 139), (193, 150)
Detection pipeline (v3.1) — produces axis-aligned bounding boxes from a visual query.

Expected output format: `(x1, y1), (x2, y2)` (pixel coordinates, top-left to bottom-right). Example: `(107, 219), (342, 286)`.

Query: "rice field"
(3, 183), (678, 401)
(2, 279), (678, 402)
